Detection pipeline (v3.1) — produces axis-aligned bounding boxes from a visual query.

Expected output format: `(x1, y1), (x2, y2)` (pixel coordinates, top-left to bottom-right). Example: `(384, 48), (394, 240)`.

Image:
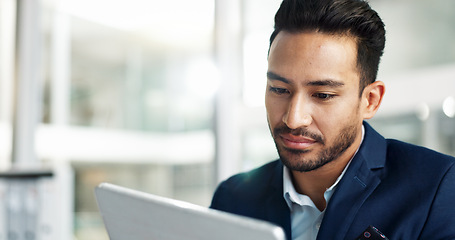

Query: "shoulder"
(385, 139), (455, 170)
(386, 139), (455, 191)
(220, 160), (281, 188)
(210, 160), (282, 210)
(214, 160), (281, 196)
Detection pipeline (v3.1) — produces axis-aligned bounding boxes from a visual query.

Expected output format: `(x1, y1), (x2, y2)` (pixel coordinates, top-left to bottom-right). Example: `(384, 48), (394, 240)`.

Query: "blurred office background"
(0, 0), (454, 239)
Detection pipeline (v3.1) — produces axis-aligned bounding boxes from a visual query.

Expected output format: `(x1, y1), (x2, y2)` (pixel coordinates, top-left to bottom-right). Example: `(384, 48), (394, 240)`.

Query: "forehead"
(268, 31), (360, 86)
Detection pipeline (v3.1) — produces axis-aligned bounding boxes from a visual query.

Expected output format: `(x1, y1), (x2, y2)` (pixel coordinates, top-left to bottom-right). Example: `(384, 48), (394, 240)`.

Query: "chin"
(279, 148), (328, 172)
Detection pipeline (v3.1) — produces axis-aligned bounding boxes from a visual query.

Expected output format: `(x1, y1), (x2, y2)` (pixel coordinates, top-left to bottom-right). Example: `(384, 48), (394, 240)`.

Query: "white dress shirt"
(283, 126), (364, 240)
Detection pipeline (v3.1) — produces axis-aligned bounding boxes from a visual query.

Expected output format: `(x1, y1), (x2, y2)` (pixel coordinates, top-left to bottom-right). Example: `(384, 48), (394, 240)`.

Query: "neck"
(290, 163), (345, 211)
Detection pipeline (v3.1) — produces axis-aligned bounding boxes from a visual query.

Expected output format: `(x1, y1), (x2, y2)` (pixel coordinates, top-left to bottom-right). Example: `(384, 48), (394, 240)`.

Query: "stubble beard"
(273, 122), (359, 172)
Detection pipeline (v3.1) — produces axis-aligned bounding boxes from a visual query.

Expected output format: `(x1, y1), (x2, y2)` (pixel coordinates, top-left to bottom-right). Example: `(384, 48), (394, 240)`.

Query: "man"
(210, 0), (455, 239)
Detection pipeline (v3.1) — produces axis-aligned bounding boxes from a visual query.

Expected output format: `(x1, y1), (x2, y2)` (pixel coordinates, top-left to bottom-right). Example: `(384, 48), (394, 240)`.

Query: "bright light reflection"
(243, 33), (270, 107)
(65, 0), (213, 29)
(443, 96), (455, 118)
(64, 0), (214, 46)
(416, 102), (430, 121)
(185, 58), (220, 99)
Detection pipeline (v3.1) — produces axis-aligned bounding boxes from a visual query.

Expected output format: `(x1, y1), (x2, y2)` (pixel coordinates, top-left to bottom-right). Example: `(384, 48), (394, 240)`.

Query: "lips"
(280, 133), (317, 150)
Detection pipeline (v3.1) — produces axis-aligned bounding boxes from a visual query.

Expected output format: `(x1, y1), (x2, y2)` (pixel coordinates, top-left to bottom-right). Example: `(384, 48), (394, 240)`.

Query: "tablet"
(95, 182), (285, 240)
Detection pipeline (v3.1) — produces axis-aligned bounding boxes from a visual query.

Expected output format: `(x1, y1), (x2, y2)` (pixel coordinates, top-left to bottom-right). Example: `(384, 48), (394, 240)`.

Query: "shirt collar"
(283, 125), (365, 209)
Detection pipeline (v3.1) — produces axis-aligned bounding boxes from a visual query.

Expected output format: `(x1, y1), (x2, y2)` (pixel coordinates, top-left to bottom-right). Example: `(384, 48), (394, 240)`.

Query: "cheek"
(313, 101), (361, 134)
(265, 99), (284, 126)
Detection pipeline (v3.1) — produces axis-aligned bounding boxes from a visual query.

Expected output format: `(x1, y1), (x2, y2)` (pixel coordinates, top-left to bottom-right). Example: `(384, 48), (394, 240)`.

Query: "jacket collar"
(316, 121), (387, 240)
(358, 122), (387, 170)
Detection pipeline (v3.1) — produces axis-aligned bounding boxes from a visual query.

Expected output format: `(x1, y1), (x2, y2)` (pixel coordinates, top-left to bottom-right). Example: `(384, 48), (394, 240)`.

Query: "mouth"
(279, 133), (318, 150)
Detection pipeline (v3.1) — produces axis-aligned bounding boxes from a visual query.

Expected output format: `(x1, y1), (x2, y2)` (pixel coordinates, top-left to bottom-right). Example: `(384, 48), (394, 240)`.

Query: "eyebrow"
(267, 71), (345, 87)
(307, 80), (345, 87)
(267, 71), (290, 84)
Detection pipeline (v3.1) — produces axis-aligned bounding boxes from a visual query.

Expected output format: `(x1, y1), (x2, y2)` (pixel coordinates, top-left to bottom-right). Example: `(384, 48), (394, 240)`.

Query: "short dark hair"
(270, 0), (385, 94)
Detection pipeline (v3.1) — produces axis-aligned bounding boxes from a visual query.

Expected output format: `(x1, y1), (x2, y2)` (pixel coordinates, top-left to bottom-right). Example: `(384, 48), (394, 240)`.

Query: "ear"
(362, 81), (385, 119)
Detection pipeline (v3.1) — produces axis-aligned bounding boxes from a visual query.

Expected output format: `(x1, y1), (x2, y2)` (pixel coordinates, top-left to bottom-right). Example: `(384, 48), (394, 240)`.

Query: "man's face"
(266, 31), (366, 172)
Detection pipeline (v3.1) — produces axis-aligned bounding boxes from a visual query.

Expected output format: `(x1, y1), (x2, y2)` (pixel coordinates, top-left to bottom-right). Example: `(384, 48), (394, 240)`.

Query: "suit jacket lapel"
(265, 161), (292, 240)
(317, 122), (387, 240)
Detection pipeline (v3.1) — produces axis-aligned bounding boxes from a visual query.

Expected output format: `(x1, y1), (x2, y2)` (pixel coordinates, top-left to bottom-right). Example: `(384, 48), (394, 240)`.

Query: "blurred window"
(40, 0), (216, 239)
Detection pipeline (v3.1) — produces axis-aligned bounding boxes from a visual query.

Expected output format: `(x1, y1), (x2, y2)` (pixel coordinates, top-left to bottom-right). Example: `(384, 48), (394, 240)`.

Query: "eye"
(313, 93), (335, 100)
(269, 87), (290, 95)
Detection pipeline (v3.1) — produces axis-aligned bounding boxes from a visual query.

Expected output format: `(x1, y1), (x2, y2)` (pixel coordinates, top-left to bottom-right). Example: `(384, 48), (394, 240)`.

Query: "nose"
(282, 95), (313, 129)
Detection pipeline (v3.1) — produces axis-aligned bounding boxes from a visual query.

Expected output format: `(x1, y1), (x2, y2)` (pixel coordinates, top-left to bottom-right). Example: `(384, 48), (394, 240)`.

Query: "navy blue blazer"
(210, 122), (455, 240)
